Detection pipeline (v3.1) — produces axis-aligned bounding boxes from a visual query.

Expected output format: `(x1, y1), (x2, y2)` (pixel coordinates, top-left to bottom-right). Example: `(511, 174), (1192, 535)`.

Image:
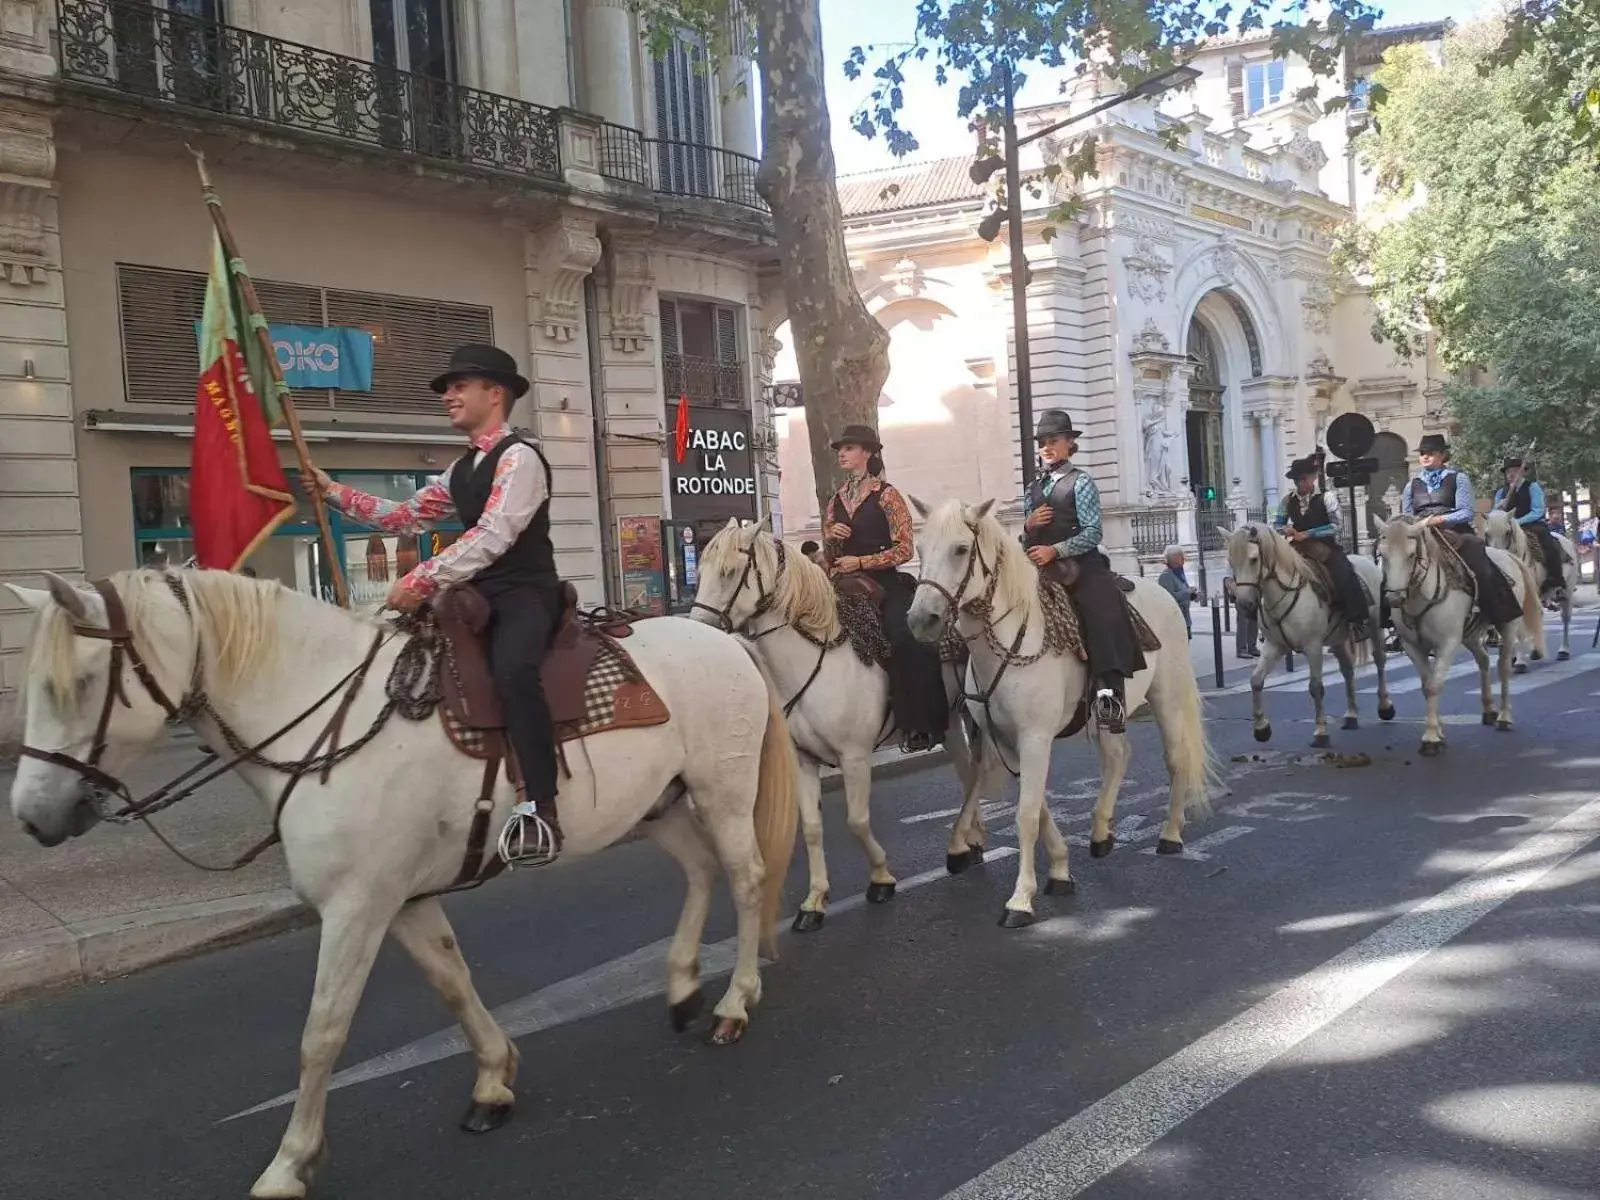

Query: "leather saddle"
(432, 581), (631, 732)
(832, 573), (885, 609)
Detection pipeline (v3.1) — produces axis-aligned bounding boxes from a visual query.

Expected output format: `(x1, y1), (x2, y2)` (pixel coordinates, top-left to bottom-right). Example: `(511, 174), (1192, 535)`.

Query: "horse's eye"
(955, 544), (970, 557)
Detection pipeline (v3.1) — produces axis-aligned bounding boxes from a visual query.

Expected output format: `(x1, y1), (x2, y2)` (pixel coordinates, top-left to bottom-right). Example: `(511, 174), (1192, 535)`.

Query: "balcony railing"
(57, 0), (561, 180)
(664, 353), (747, 407)
(595, 125), (766, 212)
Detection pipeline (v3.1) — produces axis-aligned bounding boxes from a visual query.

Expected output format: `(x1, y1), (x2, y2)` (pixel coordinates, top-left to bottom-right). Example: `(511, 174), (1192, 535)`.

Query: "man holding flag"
(304, 344), (567, 866)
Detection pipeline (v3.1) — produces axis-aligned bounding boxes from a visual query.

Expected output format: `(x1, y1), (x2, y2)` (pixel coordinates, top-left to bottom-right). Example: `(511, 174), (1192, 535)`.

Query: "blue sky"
(821, 0), (1485, 176)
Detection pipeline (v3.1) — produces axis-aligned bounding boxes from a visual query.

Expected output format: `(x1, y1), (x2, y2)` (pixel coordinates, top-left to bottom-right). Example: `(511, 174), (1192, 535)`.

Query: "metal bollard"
(1224, 596), (1233, 634)
(1285, 647), (1295, 673)
(1211, 599), (1225, 689)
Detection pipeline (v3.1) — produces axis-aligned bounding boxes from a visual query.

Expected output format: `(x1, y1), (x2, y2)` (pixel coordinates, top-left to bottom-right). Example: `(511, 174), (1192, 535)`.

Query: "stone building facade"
(773, 21), (1452, 575)
(0, 0), (782, 693)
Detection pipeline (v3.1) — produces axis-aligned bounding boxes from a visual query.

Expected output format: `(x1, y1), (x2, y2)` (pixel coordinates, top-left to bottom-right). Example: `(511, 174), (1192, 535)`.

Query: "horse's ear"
(1370, 514), (1388, 540)
(1216, 525), (1234, 541)
(755, 514), (772, 536)
(967, 498), (997, 523)
(736, 520), (762, 548)
(44, 572), (91, 623)
(907, 494), (930, 519)
(3, 583), (49, 612)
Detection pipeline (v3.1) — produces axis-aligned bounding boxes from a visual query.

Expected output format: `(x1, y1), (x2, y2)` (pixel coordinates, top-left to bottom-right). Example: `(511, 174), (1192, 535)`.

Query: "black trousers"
(1061, 552), (1147, 684)
(1443, 528), (1523, 627)
(1308, 538), (1369, 628)
(486, 583), (564, 806)
(870, 570), (950, 741)
(1524, 520), (1566, 591)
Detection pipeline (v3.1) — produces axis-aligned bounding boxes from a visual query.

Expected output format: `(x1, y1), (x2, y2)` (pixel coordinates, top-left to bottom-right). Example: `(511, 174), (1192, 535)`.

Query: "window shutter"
(1227, 62), (1244, 118)
(714, 306), (738, 364)
(324, 286), (492, 414)
(659, 298), (682, 398)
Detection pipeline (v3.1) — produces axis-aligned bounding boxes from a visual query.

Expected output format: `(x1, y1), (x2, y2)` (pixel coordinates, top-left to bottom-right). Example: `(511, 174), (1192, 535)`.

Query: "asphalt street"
(4, 625), (1599, 1200)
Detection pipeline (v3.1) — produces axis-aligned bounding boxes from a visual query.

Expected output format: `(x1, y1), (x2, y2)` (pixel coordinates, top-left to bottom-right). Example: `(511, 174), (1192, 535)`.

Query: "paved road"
(4, 628), (1600, 1200)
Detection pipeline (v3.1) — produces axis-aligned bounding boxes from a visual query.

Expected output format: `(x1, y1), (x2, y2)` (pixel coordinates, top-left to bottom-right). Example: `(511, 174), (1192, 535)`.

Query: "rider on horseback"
(1494, 457), (1567, 605)
(822, 424), (949, 753)
(1275, 456), (1370, 641)
(307, 344), (566, 866)
(1400, 434), (1522, 628)
(1022, 409), (1146, 733)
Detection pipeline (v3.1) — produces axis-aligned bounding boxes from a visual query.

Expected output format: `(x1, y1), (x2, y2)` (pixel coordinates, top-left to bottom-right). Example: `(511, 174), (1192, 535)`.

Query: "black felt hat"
(829, 424), (883, 453)
(1286, 456), (1319, 481)
(1416, 433), (1450, 456)
(430, 344), (530, 399)
(1033, 409), (1083, 442)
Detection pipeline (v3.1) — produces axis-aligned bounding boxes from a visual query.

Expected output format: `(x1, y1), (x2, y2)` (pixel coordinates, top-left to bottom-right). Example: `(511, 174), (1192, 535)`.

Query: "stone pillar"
(0, 102), (83, 698)
(525, 213), (604, 603)
(1263, 412), (1283, 507)
(718, 12), (759, 157)
(579, 0), (638, 126)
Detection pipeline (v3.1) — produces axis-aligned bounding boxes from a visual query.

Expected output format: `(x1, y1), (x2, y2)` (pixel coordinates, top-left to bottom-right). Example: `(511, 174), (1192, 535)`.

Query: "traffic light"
(1203, 485), (1216, 502)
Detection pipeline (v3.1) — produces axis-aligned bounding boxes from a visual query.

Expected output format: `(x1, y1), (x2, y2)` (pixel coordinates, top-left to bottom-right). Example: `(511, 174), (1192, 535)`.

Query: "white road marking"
(219, 847), (1021, 1124)
(937, 796), (1600, 1200)
(1138, 825), (1254, 860)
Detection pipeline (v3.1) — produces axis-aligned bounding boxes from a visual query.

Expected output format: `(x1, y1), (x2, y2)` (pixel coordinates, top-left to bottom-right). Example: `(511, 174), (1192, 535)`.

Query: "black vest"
(1024, 467), (1083, 551)
(1286, 490), (1332, 533)
(833, 485), (899, 581)
(1500, 480), (1534, 518)
(1409, 471), (1466, 528)
(447, 436), (558, 594)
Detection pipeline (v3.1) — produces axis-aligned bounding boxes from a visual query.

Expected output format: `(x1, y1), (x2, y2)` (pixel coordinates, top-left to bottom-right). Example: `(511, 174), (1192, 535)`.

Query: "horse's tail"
(735, 637), (799, 960)
(1515, 555), (1547, 659)
(1151, 631), (1222, 819)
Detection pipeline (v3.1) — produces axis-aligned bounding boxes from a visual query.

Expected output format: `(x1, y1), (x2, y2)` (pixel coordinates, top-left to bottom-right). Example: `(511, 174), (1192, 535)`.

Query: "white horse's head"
(1482, 508), (1518, 552)
(1219, 523), (1271, 617)
(3, 572), (194, 846)
(691, 517), (780, 632)
(906, 496), (1016, 644)
(1372, 515), (1424, 600)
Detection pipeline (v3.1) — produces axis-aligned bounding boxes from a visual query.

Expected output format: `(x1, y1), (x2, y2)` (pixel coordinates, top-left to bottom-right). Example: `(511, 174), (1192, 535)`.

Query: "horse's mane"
(1482, 508), (1528, 555)
(700, 526), (840, 642)
(922, 499), (1045, 629)
(1247, 521), (1311, 586)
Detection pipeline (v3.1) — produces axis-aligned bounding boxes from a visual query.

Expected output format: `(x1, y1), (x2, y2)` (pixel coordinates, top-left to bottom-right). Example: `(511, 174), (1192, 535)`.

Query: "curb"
(0, 889), (312, 1005)
(820, 746), (948, 793)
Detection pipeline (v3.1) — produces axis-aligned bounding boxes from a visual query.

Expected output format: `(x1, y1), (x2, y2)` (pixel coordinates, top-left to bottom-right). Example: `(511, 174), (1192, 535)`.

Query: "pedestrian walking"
(1156, 544), (1196, 637)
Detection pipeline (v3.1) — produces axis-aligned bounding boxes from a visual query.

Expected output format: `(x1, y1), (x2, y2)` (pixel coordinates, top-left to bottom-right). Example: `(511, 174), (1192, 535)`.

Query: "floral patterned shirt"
(324, 423), (549, 598)
(823, 475), (915, 572)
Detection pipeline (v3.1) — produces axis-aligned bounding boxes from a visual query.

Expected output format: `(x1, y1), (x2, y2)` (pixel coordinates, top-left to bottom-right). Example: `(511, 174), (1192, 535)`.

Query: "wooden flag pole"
(189, 148), (349, 608)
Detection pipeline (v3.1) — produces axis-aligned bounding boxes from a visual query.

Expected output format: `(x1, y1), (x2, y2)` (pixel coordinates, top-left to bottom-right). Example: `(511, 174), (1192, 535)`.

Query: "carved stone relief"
(529, 214), (601, 343)
(0, 106), (54, 286)
(1132, 318), (1169, 354)
(1300, 277), (1333, 335)
(604, 235), (654, 353)
(1208, 234), (1238, 286)
(1122, 235), (1170, 303)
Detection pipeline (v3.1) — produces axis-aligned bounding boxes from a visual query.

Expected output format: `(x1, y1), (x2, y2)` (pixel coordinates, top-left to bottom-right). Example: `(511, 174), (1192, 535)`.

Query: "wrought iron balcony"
(663, 353), (747, 407)
(56, 0), (561, 181)
(595, 125), (766, 213)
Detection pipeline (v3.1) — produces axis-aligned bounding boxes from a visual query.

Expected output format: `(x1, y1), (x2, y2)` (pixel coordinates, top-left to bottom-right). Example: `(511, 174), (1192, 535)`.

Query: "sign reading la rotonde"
(669, 402), (758, 521)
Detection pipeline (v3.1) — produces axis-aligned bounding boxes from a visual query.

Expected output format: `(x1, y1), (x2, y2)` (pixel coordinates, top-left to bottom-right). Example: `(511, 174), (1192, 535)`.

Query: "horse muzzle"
(19, 793), (101, 847)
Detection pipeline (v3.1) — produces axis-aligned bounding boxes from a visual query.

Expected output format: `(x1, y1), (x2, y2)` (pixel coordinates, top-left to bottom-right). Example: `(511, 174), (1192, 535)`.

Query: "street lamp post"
(973, 62), (1202, 493)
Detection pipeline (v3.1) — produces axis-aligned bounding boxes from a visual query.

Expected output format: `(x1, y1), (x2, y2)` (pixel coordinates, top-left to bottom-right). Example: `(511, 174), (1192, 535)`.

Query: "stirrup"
(498, 801), (561, 869)
(1092, 688), (1126, 734)
(900, 732), (937, 753)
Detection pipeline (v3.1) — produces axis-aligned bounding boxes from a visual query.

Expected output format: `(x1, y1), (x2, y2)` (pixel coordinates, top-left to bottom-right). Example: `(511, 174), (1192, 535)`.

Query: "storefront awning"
(82, 409), (458, 446)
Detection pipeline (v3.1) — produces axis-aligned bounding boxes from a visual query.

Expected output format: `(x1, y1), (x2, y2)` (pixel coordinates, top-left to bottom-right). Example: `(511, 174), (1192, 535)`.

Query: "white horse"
(1220, 523), (1394, 747)
(906, 499), (1218, 927)
(4, 569), (797, 1200)
(1372, 518), (1545, 756)
(1483, 508), (1578, 665)
(690, 519), (1010, 930)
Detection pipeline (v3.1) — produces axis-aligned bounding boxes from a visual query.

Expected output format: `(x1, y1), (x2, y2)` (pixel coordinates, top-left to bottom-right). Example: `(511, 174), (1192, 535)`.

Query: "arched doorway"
(1183, 289), (1266, 506)
(1185, 315), (1227, 502)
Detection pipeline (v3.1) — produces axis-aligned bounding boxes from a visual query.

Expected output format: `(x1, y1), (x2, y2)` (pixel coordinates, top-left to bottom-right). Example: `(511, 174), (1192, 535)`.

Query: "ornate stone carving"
(759, 333), (783, 377)
(1122, 235), (1169, 303)
(886, 255), (924, 298)
(528, 214), (601, 343)
(1208, 234), (1238, 286)
(1306, 350), (1335, 378)
(1301, 277), (1333, 335)
(604, 234), (654, 353)
(1132, 318), (1169, 353)
(0, 107), (54, 286)
(1266, 177), (1299, 201)
(1137, 390), (1177, 499)
(1283, 130), (1330, 173)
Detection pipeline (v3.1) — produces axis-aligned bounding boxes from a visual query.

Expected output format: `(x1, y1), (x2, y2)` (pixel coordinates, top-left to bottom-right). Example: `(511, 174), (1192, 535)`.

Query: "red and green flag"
(189, 231), (295, 569)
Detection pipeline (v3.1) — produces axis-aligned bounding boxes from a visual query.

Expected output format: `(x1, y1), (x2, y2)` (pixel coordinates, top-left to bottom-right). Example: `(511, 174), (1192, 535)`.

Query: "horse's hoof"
(1043, 876), (1075, 896)
(865, 882), (896, 904)
(946, 851), (971, 874)
(1378, 705), (1396, 722)
(460, 1101), (514, 1134)
(1496, 718), (1513, 732)
(1531, 649), (1544, 661)
(966, 843), (985, 864)
(1156, 838), (1183, 856)
(669, 989), (705, 1032)
(1089, 835), (1115, 858)
(707, 1017), (746, 1046)
(1513, 661), (1528, 675)
(1253, 725), (1272, 743)
(1482, 712), (1497, 726)
(998, 907), (1035, 929)
(1342, 717), (1359, 731)
(1419, 741), (1442, 757)
(791, 909), (825, 934)
(1558, 649), (1570, 661)
(1311, 733), (1331, 749)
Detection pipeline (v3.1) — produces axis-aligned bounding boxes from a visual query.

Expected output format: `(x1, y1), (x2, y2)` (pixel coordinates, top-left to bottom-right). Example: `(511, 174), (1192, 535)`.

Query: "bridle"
(1229, 527), (1308, 627)
(691, 538), (779, 633)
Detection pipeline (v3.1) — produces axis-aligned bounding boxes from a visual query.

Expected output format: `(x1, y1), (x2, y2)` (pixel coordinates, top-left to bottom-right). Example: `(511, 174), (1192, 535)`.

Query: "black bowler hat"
(1501, 456), (1524, 471)
(430, 344), (530, 399)
(1286, 456), (1319, 481)
(829, 423), (883, 452)
(1034, 409), (1083, 443)
(1416, 434), (1450, 456)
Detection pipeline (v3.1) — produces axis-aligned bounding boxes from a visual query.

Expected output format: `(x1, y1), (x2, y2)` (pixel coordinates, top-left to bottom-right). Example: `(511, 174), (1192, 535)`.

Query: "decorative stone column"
(718, 10), (759, 158)
(0, 97), (84, 699)
(579, 0), (638, 126)
(525, 213), (604, 602)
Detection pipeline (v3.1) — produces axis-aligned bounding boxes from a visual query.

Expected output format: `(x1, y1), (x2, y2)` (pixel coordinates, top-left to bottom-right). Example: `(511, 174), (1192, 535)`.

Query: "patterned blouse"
(822, 475), (915, 572)
(323, 423), (549, 598)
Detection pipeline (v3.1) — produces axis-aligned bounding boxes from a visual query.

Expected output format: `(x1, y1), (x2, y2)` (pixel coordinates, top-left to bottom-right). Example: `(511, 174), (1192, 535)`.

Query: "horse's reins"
(19, 574), (403, 873)
(1231, 527), (1309, 629)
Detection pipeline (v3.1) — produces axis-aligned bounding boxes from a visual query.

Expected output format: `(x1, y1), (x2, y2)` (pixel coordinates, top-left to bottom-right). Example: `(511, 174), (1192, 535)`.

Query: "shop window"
(115, 264), (492, 415)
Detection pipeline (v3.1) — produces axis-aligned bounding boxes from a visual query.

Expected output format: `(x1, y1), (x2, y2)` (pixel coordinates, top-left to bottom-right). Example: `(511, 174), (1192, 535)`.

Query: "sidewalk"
(0, 734), (936, 1003)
